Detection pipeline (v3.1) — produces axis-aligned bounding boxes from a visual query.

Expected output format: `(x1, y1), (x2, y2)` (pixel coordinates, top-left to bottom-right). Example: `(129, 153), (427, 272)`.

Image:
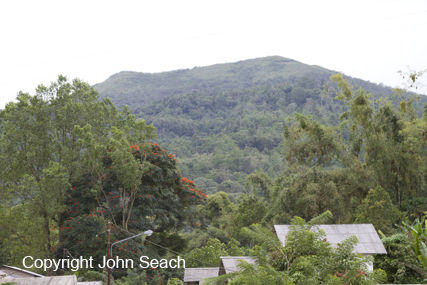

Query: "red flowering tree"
(56, 141), (207, 272)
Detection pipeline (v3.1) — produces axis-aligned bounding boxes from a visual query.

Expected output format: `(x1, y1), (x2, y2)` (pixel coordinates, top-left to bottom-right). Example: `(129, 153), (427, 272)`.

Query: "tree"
(73, 106), (157, 231)
(115, 269), (148, 285)
(403, 216), (427, 269)
(279, 73), (427, 222)
(198, 191), (236, 230)
(233, 194), (266, 229)
(57, 142), (207, 270)
(0, 76), (119, 266)
(354, 186), (405, 235)
(374, 233), (425, 283)
(186, 238), (244, 268)
(331, 73), (427, 210)
(266, 166), (352, 224)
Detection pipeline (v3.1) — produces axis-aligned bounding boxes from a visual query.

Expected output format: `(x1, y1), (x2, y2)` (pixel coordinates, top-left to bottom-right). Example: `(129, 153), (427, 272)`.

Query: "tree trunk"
(43, 211), (53, 276)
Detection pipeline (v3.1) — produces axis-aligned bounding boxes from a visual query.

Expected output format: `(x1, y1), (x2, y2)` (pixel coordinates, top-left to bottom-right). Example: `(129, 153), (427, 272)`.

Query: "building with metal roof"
(0, 274), (102, 285)
(183, 256), (257, 284)
(273, 223), (387, 271)
(0, 265), (44, 279)
(218, 256), (257, 276)
(273, 224), (387, 255)
(183, 267), (219, 285)
(77, 282), (103, 285)
(0, 275), (76, 285)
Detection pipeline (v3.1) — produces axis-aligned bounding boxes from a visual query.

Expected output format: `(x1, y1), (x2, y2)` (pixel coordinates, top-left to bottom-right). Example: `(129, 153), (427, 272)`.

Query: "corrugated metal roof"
(0, 265), (44, 278)
(273, 224), (387, 254)
(219, 256), (257, 274)
(183, 267), (219, 283)
(0, 275), (77, 285)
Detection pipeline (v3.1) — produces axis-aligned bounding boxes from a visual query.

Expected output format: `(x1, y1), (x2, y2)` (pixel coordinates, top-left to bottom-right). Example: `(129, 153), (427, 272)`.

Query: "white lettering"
(23, 257), (95, 272)
(138, 256), (186, 269)
(150, 259), (159, 268)
(23, 256), (33, 268)
(52, 259), (61, 272)
(159, 259), (167, 268)
(34, 259), (43, 269)
(177, 256), (185, 268)
(43, 259), (52, 271)
(139, 256), (149, 268)
(70, 258), (79, 271)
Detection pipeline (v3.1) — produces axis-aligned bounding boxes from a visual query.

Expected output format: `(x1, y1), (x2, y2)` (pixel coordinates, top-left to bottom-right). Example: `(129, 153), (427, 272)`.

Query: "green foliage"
(354, 186), (405, 235)
(115, 269), (148, 285)
(95, 56), (404, 113)
(166, 278), (184, 285)
(73, 104), (157, 231)
(0, 75), (207, 282)
(95, 56), (334, 110)
(208, 212), (386, 285)
(79, 270), (109, 284)
(186, 238), (244, 268)
(207, 260), (289, 285)
(3, 62), (427, 283)
(265, 166), (363, 224)
(273, 73), (427, 227)
(374, 233), (425, 283)
(197, 192), (236, 230)
(244, 169), (273, 198)
(331, 74), (427, 210)
(403, 216), (427, 269)
(233, 195), (266, 229)
(93, 56), (427, 200)
(57, 142), (207, 269)
(186, 191), (267, 248)
(186, 226), (230, 249)
(0, 75), (118, 265)
(283, 113), (342, 166)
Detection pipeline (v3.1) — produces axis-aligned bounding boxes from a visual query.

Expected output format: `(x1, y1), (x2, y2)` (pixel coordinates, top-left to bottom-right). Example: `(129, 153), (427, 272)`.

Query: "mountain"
(94, 56), (383, 108)
(93, 56), (427, 201)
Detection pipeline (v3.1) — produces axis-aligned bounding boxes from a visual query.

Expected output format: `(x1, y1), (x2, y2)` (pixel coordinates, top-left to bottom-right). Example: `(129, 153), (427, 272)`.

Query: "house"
(218, 256), (257, 276)
(0, 265), (44, 278)
(183, 267), (219, 285)
(183, 256), (257, 285)
(0, 265), (102, 285)
(0, 275), (76, 285)
(0, 274), (102, 285)
(273, 223), (387, 271)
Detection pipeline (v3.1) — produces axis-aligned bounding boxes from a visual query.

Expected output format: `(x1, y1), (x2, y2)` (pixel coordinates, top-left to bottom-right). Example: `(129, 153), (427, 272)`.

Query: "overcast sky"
(1, 0), (427, 109)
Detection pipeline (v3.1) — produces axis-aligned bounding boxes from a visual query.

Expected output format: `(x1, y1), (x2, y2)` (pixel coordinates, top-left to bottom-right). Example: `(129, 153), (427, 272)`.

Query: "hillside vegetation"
(95, 56), (426, 201)
(94, 56), (399, 109)
(3, 62), (427, 283)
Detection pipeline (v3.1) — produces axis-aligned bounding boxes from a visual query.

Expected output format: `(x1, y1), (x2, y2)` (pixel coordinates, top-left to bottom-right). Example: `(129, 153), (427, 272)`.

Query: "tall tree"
(278, 73), (427, 224)
(0, 76), (152, 266)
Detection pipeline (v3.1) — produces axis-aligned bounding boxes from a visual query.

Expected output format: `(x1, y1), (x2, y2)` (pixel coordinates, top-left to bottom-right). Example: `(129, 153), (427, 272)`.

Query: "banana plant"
(403, 216), (427, 268)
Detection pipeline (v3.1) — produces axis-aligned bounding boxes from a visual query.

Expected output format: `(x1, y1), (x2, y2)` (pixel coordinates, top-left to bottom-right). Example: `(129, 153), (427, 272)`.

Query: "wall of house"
(362, 255), (373, 272)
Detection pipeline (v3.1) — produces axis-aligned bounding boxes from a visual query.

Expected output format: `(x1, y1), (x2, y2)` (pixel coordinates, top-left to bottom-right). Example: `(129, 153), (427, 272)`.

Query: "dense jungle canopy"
(1, 57), (427, 284)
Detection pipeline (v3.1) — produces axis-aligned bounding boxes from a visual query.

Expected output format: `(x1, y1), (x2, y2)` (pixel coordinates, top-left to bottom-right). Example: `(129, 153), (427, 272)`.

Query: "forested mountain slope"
(94, 56), (404, 109)
(94, 56), (427, 201)
(3, 58), (427, 284)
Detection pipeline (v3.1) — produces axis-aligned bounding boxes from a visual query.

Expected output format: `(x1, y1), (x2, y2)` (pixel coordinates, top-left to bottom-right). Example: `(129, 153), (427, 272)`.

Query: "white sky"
(1, 0), (427, 109)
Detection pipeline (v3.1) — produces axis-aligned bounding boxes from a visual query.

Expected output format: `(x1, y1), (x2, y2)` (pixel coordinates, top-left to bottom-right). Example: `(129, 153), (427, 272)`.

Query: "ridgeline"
(94, 55), (426, 200)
